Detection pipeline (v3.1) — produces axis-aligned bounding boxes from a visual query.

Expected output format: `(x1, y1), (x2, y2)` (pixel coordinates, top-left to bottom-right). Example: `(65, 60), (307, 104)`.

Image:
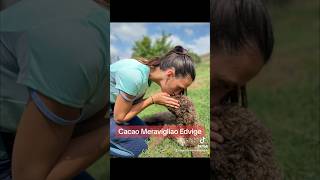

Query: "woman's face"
(160, 69), (193, 96)
(212, 48), (264, 106)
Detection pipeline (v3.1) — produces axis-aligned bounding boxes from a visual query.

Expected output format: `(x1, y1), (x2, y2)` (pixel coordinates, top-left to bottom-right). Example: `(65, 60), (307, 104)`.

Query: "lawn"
(247, 0), (319, 179)
(87, 155), (109, 180)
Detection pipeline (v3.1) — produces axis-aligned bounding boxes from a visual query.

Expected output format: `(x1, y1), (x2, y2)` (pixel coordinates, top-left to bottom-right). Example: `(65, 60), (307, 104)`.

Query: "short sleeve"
(114, 69), (143, 96)
(16, 21), (108, 108)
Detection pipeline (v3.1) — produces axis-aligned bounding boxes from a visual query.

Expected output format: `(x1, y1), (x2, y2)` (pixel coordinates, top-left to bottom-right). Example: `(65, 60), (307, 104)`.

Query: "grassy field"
(247, 0), (319, 179)
(139, 56), (210, 158)
(86, 155), (109, 179)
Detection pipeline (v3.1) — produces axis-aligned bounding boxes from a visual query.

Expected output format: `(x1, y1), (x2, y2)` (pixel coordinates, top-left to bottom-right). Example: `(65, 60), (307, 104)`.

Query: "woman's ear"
(166, 68), (175, 78)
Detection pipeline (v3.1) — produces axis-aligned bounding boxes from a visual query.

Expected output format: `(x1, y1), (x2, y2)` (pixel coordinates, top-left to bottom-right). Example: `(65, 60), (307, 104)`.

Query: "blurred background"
(247, 0), (319, 179)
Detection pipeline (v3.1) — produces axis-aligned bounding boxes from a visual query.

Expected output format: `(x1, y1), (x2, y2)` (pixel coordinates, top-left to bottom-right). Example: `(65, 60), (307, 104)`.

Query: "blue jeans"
(110, 111), (148, 157)
(0, 159), (11, 180)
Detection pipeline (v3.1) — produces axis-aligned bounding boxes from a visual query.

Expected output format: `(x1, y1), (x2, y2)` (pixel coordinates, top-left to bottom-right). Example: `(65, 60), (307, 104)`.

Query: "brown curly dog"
(143, 95), (206, 156)
(211, 104), (282, 180)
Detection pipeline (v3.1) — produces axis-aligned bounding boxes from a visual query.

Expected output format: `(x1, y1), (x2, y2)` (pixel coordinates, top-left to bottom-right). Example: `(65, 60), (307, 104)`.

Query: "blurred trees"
(131, 32), (201, 63)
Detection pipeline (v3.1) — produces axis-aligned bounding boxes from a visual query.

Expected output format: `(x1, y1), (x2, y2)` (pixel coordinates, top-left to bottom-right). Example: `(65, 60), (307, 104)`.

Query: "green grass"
(247, 0), (320, 179)
(86, 154), (109, 180)
(139, 58), (210, 157)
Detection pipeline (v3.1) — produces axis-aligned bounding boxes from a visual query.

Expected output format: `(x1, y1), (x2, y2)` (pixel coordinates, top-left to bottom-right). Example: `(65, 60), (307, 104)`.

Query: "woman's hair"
(136, 45), (196, 81)
(211, 0), (274, 107)
(93, 0), (109, 9)
(211, 0), (274, 63)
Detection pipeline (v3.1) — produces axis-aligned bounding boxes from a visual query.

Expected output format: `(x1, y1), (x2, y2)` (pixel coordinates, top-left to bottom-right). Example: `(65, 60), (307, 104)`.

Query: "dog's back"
(211, 105), (282, 180)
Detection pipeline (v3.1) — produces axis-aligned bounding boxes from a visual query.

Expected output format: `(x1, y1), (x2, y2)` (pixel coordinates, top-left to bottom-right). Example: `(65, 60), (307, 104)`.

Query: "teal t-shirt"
(110, 59), (150, 104)
(0, 0), (109, 134)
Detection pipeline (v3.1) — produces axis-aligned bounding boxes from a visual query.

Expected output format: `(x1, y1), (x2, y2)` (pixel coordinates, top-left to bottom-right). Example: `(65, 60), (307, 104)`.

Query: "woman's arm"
(72, 106), (107, 138)
(12, 93), (79, 180)
(12, 92), (108, 180)
(113, 94), (153, 123)
(113, 92), (180, 123)
(46, 106), (108, 179)
(46, 124), (108, 180)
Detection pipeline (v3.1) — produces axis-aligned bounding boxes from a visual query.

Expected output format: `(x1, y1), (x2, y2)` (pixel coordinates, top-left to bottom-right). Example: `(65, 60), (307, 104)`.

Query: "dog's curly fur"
(143, 95), (201, 148)
(211, 104), (282, 180)
(144, 95), (198, 126)
(167, 95), (197, 125)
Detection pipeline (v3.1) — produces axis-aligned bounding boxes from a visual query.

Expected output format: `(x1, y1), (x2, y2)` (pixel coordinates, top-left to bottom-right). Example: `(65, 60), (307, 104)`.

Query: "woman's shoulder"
(112, 58), (142, 65)
(111, 59), (149, 84)
(111, 59), (149, 73)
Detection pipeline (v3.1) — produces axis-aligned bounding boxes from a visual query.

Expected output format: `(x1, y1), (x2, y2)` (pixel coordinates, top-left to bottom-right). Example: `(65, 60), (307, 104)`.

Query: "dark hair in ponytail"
(211, 0), (274, 107)
(136, 45), (196, 81)
(211, 0), (274, 63)
(93, 0), (109, 9)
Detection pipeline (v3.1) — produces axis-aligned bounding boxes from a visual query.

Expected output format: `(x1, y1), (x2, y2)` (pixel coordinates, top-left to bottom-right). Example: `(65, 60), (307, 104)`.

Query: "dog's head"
(166, 95), (197, 125)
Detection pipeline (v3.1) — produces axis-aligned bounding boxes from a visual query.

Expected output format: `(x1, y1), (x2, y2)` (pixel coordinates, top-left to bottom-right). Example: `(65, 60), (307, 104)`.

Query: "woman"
(210, 0), (274, 170)
(0, 0), (109, 179)
(110, 45), (196, 157)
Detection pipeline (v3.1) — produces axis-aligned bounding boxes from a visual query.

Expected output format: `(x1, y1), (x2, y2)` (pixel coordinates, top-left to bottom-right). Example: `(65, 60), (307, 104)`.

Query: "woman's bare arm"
(12, 93), (79, 180)
(72, 106), (108, 138)
(46, 124), (108, 180)
(113, 94), (153, 123)
(46, 106), (108, 179)
(12, 92), (108, 180)
(113, 92), (180, 123)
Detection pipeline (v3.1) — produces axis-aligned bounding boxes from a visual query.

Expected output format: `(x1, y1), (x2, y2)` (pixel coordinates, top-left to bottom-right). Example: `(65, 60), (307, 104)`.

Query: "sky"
(110, 23), (210, 61)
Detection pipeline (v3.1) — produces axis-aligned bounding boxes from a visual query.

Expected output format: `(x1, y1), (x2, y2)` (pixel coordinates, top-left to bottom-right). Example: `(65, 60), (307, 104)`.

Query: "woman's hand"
(210, 121), (224, 149)
(151, 92), (180, 109)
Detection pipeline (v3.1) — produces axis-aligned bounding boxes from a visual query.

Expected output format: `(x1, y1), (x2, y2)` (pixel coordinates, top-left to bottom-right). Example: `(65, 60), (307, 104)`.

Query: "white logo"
(200, 137), (206, 144)
(197, 137), (208, 149)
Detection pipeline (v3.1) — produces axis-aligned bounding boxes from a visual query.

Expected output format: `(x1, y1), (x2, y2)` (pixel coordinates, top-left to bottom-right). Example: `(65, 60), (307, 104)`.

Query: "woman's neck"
(149, 67), (162, 86)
